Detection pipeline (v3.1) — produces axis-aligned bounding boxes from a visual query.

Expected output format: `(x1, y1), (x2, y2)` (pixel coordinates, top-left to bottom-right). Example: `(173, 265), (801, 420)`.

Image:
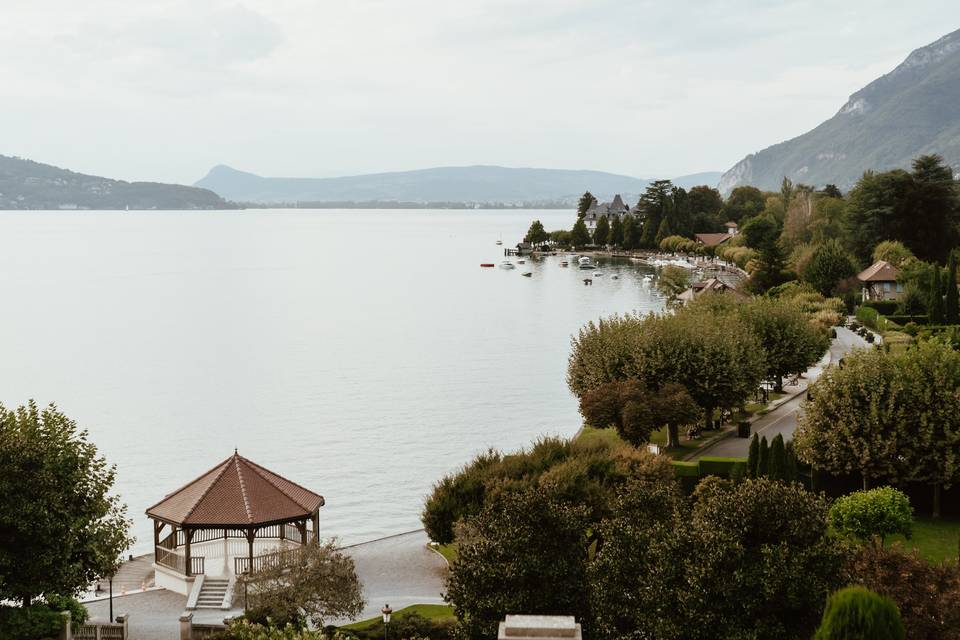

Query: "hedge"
(862, 300), (899, 316)
(698, 457), (746, 477)
(884, 315), (927, 325)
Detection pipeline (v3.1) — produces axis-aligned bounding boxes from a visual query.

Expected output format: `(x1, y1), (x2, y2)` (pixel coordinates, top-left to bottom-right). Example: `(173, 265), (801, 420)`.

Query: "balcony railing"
(234, 544), (307, 576)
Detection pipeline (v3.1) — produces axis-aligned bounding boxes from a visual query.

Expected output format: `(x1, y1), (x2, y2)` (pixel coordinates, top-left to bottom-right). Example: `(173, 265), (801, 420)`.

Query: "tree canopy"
(523, 219), (548, 245)
(0, 402), (133, 606)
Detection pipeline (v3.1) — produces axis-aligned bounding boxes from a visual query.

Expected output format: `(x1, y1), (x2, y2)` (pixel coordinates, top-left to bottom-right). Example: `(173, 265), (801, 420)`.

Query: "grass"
(744, 391), (785, 416)
(578, 425), (714, 461)
(340, 604), (455, 630)
(433, 542), (457, 563)
(888, 516), (960, 564)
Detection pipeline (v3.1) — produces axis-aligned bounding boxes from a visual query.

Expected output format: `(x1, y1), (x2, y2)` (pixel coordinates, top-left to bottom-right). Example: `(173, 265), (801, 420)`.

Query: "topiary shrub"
(813, 586), (904, 640)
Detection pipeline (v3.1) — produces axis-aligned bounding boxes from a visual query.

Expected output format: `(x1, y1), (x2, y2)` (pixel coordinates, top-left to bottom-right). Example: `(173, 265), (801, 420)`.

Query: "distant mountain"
(719, 28), (960, 194)
(195, 165), (723, 205)
(671, 171), (723, 189)
(0, 155), (231, 210)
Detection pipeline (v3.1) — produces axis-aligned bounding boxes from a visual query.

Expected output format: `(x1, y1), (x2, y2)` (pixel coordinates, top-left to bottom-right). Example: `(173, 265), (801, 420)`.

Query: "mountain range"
(194, 165), (723, 205)
(0, 155), (230, 210)
(719, 28), (960, 193)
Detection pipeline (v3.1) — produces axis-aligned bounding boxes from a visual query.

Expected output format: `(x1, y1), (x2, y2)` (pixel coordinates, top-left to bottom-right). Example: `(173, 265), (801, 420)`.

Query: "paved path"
(692, 326), (869, 459)
(84, 529), (447, 639)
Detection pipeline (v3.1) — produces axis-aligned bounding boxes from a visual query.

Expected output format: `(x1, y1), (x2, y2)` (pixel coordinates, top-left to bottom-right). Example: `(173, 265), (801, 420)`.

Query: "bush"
(0, 603), (69, 640)
(698, 457), (745, 478)
(863, 300), (899, 315)
(829, 487), (913, 546)
(813, 586), (904, 640)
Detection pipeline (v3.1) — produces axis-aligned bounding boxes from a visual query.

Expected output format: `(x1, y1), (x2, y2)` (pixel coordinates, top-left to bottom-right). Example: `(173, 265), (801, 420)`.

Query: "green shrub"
(863, 300), (899, 316)
(814, 586), (904, 640)
(855, 306), (879, 330)
(829, 487), (913, 546)
(0, 603), (67, 640)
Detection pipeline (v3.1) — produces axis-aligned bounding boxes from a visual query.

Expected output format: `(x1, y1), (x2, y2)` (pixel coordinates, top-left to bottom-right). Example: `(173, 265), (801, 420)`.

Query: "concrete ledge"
(154, 563), (194, 596)
(185, 573), (205, 610)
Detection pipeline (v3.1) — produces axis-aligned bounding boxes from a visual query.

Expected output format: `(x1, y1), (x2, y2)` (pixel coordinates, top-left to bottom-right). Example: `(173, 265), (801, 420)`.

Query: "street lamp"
(381, 604), (393, 640)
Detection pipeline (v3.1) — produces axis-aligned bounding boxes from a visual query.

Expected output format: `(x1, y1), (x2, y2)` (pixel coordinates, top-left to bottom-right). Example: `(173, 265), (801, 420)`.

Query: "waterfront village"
(5, 159), (960, 640)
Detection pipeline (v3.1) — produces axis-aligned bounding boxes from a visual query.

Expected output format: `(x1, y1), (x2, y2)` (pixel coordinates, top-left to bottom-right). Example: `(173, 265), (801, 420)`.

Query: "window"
(884, 282), (892, 291)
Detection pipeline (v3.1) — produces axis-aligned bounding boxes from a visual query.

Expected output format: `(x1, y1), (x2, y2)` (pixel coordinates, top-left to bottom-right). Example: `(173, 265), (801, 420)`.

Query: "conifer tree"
(594, 216), (610, 246)
(747, 433), (760, 478)
(622, 215), (637, 250)
(769, 434), (787, 481)
(577, 191), (596, 218)
(610, 215), (624, 248)
(929, 266), (945, 324)
(757, 435), (770, 477)
(946, 252), (959, 324)
(571, 218), (590, 247)
(785, 439), (799, 483)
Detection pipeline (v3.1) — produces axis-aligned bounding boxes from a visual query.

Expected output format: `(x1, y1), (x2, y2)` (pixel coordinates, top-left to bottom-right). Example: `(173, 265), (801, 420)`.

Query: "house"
(583, 194), (631, 231)
(857, 260), (902, 301)
(724, 221), (739, 235)
(676, 278), (750, 304)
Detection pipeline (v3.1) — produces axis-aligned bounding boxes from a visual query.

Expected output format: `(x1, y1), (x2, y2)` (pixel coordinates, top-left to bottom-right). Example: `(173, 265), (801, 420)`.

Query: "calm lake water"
(0, 209), (666, 552)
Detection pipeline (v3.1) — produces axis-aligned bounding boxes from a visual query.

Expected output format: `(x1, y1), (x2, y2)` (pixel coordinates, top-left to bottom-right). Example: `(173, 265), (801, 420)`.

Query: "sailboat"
(495, 234), (503, 246)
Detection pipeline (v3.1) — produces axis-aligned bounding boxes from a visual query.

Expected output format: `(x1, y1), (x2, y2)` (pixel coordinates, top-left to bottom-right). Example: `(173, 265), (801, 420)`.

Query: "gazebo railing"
(234, 544), (307, 576)
(156, 545), (186, 574)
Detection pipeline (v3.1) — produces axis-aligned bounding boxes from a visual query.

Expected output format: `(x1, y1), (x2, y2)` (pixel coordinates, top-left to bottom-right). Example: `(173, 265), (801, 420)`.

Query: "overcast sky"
(2, 1), (958, 185)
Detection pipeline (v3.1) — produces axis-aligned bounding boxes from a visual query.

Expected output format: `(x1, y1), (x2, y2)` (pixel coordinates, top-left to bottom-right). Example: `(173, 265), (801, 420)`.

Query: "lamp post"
(381, 604), (393, 640)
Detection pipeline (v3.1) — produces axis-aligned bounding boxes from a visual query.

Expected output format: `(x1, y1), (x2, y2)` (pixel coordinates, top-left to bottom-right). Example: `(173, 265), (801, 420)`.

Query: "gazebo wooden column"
(184, 528), (193, 577)
(246, 527), (256, 572)
(311, 510), (320, 544)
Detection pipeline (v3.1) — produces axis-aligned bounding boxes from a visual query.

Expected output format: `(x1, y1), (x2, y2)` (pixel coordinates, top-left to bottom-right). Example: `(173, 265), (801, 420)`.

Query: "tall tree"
(722, 186), (766, 223)
(741, 214), (787, 292)
(570, 217), (591, 247)
(758, 435), (770, 477)
(622, 214), (640, 250)
(593, 215), (610, 246)
(947, 252), (959, 324)
(610, 215), (624, 247)
(769, 434), (787, 481)
(688, 185), (724, 232)
(524, 219), (549, 246)
(0, 402), (133, 606)
(802, 239), (858, 296)
(638, 180), (674, 248)
(577, 191), (596, 218)
(929, 265), (945, 324)
(747, 433), (760, 478)
(739, 297), (829, 391)
(445, 486), (591, 640)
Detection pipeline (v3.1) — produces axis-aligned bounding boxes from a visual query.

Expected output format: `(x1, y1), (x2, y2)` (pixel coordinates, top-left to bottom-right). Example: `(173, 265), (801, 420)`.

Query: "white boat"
(593, 271), (604, 277)
(612, 274), (619, 279)
(500, 261), (515, 269)
(578, 256), (594, 270)
(521, 272), (532, 277)
(560, 261), (569, 267)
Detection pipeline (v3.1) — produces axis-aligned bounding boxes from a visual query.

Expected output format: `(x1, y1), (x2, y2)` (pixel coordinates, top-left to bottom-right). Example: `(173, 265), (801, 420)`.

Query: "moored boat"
(500, 261), (515, 269)
(480, 263), (495, 267)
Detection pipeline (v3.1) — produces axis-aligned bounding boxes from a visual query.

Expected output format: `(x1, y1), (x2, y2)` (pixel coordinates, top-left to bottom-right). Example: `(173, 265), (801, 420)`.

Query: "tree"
(592, 478), (844, 640)
(947, 252), (959, 324)
(570, 218), (590, 247)
(609, 215), (624, 247)
(820, 184), (843, 199)
(739, 297), (829, 391)
(243, 541), (365, 629)
(688, 185), (724, 232)
(843, 545), (960, 640)
(802, 239), (858, 296)
(593, 215), (610, 245)
(638, 180), (675, 248)
(722, 186), (766, 223)
(656, 264), (691, 299)
(794, 342), (960, 510)
(579, 380), (698, 447)
(929, 264), (946, 324)
(768, 433), (787, 481)
(872, 240), (915, 267)
(622, 214), (640, 250)
(741, 214), (787, 292)
(828, 487), (913, 547)
(577, 191), (596, 218)
(747, 433), (760, 477)
(523, 219), (548, 246)
(813, 586), (905, 640)
(0, 402), (133, 606)
(445, 486), (591, 640)
(757, 435), (770, 477)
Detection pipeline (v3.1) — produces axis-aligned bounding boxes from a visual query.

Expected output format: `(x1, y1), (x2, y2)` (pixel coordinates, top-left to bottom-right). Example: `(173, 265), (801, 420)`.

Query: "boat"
(480, 263), (495, 268)
(500, 261), (515, 269)
(495, 234), (503, 246)
(518, 260), (525, 264)
(612, 274), (619, 279)
(559, 261), (569, 267)
(521, 272), (532, 277)
(593, 271), (604, 277)
(578, 256), (594, 270)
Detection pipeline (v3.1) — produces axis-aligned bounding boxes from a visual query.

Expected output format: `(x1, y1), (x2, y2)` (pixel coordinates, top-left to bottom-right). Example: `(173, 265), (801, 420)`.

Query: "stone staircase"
(195, 577), (229, 609)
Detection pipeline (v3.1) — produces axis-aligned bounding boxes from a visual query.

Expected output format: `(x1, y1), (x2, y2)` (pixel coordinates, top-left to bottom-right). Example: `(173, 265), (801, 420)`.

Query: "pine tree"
(747, 433), (760, 478)
(929, 266), (946, 324)
(785, 440), (799, 483)
(571, 218), (590, 247)
(594, 216), (610, 246)
(577, 191), (596, 218)
(757, 435), (770, 477)
(946, 252), (959, 324)
(769, 434), (787, 481)
(622, 215), (637, 250)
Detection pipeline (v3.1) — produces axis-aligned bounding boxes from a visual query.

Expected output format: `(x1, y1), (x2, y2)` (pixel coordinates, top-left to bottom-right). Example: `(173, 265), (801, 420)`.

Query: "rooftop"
(857, 260), (900, 283)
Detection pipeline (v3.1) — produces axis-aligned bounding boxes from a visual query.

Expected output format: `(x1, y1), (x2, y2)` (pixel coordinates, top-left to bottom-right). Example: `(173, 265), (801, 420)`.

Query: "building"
(583, 194), (631, 231)
(676, 278), (750, 304)
(857, 260), (902, 301)
(694, 233), (732, 248)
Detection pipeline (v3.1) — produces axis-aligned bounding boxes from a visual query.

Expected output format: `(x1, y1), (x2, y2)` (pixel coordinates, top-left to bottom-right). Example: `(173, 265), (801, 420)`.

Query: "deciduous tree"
(740, 296), (829, 390)
(828, 487), (913, 547)
(523, 219), (548, 246)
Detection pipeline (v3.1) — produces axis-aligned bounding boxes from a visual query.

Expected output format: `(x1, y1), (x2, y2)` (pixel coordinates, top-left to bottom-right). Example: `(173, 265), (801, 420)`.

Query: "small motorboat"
(583, 278), (593, 286)
(500, 261), (515, 270)
(521, 272), (532, 277)
(480, 263), (495, 268)
(593, 271), (604, 277)
(559, 260), (569, 267)
(518, 260), (525, 264)
(495, 240), (503, 245)
(578, 256), (594, 270)
(612, 274), (620, 279)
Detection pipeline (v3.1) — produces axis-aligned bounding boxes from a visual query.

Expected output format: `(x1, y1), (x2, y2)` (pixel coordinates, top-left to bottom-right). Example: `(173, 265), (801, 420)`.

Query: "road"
(692, 326), (869, 459)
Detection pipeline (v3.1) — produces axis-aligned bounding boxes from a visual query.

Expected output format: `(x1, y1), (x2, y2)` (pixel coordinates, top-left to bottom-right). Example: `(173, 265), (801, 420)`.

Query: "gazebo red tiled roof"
(146, 452), (324, 528)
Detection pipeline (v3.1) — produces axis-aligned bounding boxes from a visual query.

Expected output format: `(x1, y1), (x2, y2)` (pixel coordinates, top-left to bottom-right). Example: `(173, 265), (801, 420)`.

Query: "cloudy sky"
(2, 1), (958, 184)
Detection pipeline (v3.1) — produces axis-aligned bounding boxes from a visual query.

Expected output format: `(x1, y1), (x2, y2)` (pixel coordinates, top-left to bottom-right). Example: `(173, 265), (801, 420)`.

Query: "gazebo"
(146, 451), (324, 595)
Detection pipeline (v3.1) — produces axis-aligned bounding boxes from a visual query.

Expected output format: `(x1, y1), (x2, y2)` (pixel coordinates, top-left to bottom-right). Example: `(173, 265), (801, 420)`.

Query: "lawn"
(341, 604), (455, 631)
(888, 516), (960, 564)
(578, 425), (713, 460)
(432, 542), (457, 564)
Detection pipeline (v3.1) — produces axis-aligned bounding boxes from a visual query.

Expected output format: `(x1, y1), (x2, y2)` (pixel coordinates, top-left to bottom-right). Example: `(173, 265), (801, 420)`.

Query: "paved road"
(692, 326), (869, 459)
(84, 529), (446, 639)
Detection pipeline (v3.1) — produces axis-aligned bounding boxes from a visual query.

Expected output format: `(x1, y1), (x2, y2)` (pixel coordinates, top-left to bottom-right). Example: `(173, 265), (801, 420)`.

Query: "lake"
(0, 209), (666, 552)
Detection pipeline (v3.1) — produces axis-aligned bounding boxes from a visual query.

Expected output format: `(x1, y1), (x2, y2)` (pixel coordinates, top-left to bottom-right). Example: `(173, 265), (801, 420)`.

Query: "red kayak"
(480, 263), (495, 267)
